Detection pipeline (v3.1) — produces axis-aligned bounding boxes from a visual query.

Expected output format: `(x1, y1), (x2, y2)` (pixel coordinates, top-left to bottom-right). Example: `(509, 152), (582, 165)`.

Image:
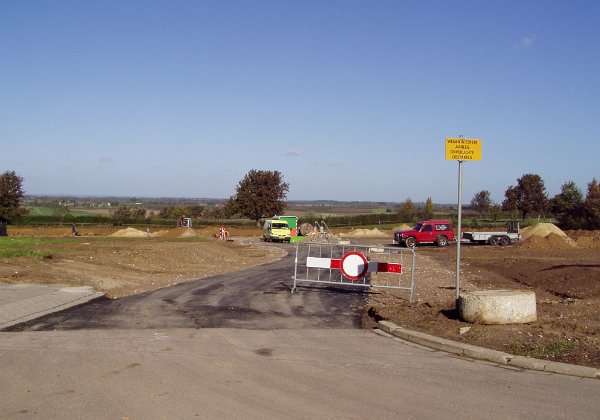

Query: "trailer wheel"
(488, 236), (499, 246)
(500, 236), (510, 246)
(436, 235), (448, 247)
(405, 237), (416, 248)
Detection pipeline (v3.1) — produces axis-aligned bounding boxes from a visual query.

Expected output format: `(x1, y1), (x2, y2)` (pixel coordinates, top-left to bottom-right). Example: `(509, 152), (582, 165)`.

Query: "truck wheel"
(405, 237), (416, 248)
(500, 236), (510, 246)
(436, 235), (448, 247)
(488, 236), (499, 246)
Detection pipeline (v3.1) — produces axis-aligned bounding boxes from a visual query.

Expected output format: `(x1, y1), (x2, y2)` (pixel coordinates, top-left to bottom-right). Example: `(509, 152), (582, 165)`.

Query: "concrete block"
(459, 290), (537, 324)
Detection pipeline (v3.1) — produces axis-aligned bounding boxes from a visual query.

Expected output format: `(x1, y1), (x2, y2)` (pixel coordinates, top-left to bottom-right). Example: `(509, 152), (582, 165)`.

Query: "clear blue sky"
(2, 0), (599, 204)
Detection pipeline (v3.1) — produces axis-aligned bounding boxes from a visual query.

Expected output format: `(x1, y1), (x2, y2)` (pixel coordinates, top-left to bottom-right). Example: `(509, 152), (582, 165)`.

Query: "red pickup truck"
(394, 220), (455, 247)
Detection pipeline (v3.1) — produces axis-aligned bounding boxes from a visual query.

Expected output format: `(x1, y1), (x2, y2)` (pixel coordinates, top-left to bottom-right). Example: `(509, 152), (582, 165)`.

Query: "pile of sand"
(521, 223), (569, 241)
(154, 227), (197, 238)
(393, 224), (412, 231)
(343, 228), (388, 238)
(519, 223), (576, 249)
(110, 227), (152, 238)
(110, 227), (199, 239)
(178, 229), (197, 238)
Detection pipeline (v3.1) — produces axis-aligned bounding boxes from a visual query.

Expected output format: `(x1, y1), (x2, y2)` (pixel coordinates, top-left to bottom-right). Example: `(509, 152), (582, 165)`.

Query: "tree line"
(0, 169), (289, 227)
(2, 169), (599, 230)
(467, 174), (600, 229)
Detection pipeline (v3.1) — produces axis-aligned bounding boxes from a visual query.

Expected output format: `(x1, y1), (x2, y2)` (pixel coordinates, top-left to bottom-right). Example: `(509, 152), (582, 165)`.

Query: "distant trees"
(158, 205), (188, 220)
(112, 205), (145, 225)
(189, 205), (204, 218)
(226, 169), (289, 224)
(53, 204), (72, 223)
(584, 178), (600, 229)
(502, 174), (548, 219)
(490, 204), (502, 222)
(153, 204), (204, 221)
(549, 181), (585, 229)
(398, 198), (415, 222)
(423, 197), (434, 220)
(470, 190), (492, 217)
(0, 171), (28, 223)
(543, 178), (599, 229)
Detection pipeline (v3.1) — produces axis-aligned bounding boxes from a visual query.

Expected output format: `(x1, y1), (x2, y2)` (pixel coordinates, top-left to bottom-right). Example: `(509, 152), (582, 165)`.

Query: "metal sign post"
(456, 159), (463, 300)
(445, 136), (482, 303)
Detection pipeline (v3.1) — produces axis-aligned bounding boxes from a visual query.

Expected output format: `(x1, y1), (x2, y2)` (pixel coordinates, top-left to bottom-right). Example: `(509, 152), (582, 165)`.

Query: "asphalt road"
(2, 328), (599, 419)
(6, 245), (369, 331)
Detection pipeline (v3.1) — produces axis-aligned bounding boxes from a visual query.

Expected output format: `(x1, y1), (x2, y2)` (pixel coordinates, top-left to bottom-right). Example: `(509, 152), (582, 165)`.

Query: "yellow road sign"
(445, 138), (482, 161)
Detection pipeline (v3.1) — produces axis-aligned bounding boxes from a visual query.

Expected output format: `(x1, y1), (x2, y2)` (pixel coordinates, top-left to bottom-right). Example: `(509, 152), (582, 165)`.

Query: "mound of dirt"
(110, 228), (151, 238)
(155, 227), (197, 238)
(344, 228), (388, 238)
(519, 223), (577, 249)
(576, 236), (600, 249)
(519, 235), (549, 250)
(520, 223), (568, 241)
(545, 232), (577, 249)
(299, 223), (313, 236)
(393, 224), (412, 231)
(520, 232), (576, 250)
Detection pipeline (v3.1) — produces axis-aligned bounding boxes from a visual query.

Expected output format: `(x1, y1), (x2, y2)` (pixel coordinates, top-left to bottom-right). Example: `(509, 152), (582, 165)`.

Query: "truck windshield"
(272, 223), (288, 229)
(412, 223), (422, 231)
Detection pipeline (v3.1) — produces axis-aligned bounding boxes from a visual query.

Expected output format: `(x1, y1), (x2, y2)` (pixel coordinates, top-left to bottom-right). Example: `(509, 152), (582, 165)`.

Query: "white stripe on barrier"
(306, 257), (332, 269)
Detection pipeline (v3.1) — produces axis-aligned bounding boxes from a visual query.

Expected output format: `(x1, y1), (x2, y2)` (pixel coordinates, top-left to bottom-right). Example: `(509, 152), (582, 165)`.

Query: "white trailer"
(462, 221), (520, 246)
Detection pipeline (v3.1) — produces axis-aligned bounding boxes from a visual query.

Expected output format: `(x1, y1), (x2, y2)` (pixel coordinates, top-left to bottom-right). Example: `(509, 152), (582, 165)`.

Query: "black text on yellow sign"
(445, 138), (482, 161)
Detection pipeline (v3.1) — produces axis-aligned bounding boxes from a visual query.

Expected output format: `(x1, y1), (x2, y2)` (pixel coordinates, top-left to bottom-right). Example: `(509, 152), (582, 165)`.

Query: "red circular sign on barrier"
(339, 251), (368, 281)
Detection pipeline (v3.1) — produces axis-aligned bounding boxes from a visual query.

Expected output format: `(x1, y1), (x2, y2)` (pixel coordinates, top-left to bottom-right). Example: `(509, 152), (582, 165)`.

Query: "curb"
(378, 320), (600, 380)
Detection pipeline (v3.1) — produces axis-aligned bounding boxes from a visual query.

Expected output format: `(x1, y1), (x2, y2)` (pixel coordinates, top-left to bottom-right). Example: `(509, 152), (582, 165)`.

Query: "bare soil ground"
(362, 231), (600, 369)
(0, 226), (283, 298)
(2, 226), (599, 369)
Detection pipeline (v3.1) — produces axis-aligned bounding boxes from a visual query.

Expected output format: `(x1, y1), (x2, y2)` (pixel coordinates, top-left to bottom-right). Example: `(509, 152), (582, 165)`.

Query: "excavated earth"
(360, 226), (600, 369)
(0, 226), (284, 298)
(1, 225), (599, 369)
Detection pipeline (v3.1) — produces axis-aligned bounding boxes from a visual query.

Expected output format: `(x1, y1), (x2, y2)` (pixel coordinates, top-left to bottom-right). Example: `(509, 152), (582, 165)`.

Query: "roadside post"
(445, 137), (482, 302)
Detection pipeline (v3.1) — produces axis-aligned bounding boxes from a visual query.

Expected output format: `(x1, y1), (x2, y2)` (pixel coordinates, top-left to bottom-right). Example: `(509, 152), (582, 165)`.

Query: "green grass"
(0, 237), (68, 258)
(512, 340), (576, 358)
(26, 206), (99, 217)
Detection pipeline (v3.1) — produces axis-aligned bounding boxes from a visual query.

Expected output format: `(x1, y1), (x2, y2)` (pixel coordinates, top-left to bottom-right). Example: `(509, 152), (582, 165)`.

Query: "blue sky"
(2, 0), (599, 203)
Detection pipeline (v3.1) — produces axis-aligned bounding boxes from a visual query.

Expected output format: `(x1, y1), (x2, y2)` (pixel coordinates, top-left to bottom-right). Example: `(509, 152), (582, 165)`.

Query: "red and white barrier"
(306, 251), (402, 281)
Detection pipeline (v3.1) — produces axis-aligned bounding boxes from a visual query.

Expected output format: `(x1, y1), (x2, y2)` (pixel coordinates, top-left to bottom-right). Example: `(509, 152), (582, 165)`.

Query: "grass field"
(26, 206), (105, 217)
(0, 237), (69, 258)
(285, 205), (392, 218)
